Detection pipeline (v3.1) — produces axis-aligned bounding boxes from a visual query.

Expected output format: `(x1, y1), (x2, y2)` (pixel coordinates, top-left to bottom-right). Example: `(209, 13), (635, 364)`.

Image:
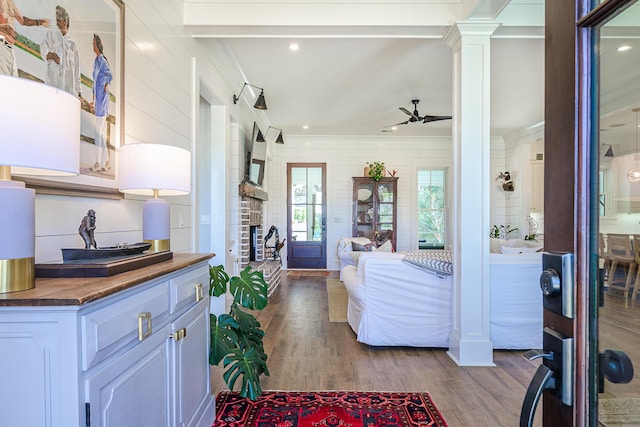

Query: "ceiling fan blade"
(384, 120), (410, 127)
(399, 107), (417, 118)
(423, 115), (452, 123)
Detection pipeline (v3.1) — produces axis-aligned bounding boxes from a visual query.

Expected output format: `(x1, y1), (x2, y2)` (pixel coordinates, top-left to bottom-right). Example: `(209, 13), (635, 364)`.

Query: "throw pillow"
(352, 241), (374, 252)
(376, 240), (393, 252)
(490, 238), (507, 253)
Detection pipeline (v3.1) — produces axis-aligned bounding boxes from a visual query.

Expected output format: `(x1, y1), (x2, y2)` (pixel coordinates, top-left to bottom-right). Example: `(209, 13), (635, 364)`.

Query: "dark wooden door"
(543, 1), (637, 425)
(287, 163), (327, 269)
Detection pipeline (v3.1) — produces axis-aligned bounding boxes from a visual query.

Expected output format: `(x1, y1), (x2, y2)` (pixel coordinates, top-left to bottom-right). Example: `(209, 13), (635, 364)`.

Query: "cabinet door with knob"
(0, 255), (214, 427)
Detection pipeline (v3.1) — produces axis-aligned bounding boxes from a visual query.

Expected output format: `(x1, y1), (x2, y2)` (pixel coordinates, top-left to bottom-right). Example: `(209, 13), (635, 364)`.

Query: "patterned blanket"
(402, 250), (453, 278)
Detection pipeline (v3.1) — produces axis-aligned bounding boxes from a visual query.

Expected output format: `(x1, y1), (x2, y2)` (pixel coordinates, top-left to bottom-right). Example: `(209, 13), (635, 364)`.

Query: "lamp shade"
(1, 75), (80, 175)
(118, 143), (191, 196)
(0, 75), (80, 293)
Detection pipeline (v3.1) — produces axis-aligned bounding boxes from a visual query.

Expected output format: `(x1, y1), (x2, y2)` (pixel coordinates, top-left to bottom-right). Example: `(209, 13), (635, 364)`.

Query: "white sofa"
(340, 250), (543, 350)
(342, 252), (453, 347)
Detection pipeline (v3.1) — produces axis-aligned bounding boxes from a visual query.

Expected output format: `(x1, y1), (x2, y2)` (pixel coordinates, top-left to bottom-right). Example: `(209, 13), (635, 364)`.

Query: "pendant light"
(627, 108), (640, 182)
(603, 144), (614, 158)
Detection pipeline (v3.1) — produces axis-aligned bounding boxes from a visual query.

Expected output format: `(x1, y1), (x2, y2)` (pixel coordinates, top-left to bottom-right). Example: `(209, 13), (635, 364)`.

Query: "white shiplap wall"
(262, 135), (457, 270)
(33, 0), (259, 263)
(32, 0), (525, 268)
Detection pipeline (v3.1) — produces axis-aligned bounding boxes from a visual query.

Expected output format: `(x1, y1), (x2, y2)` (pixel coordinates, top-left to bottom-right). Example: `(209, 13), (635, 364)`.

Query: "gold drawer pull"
(170, 327), (187, 341)
(138, 312), (152, 341)
(195, 283), (204, 302)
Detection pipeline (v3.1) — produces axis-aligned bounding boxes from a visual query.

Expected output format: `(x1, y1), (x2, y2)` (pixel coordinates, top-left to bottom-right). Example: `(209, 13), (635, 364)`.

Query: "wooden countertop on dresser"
(0, 253), (214, 307)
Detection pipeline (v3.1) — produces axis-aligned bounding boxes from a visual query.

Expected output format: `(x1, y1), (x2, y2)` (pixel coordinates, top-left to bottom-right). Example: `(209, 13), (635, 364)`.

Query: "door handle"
(520, 364), (555, 427)
(599, 349), (634, 393)
(520, 327), (574, 426)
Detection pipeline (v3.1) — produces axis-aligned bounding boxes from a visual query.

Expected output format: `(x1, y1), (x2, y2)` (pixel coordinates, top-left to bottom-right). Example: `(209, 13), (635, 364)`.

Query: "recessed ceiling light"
(617, 45), (632, 52)
(302, 125), (309, 130)
(289, 43), (299, 51)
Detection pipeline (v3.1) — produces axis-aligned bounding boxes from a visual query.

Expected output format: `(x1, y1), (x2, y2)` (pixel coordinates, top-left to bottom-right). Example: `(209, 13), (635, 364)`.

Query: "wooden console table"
(0, 253), (215, 427)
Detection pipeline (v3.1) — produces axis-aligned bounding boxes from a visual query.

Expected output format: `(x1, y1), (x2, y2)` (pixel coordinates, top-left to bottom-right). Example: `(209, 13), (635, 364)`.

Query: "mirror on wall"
(247, 122), (267, 186)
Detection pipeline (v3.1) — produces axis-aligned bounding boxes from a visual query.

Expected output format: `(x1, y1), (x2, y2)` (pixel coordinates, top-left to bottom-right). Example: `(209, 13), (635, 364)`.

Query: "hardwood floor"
(211, 271), (545, 426)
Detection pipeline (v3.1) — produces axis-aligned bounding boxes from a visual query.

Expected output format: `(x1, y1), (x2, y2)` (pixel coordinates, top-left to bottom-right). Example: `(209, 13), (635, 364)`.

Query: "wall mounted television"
(247, 122), (267, 187)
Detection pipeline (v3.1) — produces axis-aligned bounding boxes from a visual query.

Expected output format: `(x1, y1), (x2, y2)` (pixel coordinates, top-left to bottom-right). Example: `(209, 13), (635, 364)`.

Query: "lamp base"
(145, 239), (170, 253)
(0, 257), (35, 293)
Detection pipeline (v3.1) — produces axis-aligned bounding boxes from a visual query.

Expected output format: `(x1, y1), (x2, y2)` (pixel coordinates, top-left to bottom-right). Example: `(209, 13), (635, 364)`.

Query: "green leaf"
(230, 305), (268, 376)
(222, 347), (268, 401)
(230, 266), (268, 310)
(209, 314), (238, 366)
(209, 265), (230, 297)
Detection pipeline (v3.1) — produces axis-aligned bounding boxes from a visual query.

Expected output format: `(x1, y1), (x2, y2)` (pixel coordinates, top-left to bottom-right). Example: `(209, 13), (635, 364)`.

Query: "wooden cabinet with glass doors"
(352, 177), (398, 249)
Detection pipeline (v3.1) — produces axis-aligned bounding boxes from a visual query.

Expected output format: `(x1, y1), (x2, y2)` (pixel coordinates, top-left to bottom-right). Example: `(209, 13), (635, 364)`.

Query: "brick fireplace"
(239, 182), (281, 297)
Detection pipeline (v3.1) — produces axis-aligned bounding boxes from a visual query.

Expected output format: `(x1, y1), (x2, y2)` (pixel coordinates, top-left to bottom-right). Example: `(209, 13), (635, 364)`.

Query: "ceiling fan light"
(627, 168), (640, 182)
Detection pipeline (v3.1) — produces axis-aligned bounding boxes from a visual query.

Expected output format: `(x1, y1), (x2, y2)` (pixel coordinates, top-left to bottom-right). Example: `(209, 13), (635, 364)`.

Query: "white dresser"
(0, 253), (215, 427)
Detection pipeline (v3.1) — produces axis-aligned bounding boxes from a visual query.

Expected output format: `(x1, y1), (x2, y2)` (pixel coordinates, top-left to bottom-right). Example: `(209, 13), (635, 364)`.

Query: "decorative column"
(443, 22), (499, 366)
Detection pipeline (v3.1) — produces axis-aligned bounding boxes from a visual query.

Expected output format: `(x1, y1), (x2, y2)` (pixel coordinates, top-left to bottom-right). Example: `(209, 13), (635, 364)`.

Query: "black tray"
(35, 251), (173, 278)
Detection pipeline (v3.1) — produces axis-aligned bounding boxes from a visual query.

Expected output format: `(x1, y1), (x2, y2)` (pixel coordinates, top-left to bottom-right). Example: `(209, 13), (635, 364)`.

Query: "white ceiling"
(187, 0), (640, 148)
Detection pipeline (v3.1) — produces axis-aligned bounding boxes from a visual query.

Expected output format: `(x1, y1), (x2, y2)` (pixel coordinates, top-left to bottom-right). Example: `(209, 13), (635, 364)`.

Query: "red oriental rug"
(213, 391), (448, 427)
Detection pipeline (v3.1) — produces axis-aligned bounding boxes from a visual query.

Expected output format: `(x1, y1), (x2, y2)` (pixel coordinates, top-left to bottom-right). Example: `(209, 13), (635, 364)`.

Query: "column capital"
(443, 21), (501, 49)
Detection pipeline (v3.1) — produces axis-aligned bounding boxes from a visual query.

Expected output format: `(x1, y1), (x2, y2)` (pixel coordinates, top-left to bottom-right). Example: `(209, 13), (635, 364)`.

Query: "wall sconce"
(266, 126), (285, 144)
(602, 144), (614, 157)
(233, 82), (267, 110)
(256, 128), (266, 143)
(0, 76), (80, 293)
(118, 143), (191, 252)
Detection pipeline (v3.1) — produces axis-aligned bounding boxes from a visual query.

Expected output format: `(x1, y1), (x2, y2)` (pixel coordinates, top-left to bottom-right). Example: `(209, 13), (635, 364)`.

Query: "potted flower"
(365, 161), (386, 181)
(209, 264), (269, 401)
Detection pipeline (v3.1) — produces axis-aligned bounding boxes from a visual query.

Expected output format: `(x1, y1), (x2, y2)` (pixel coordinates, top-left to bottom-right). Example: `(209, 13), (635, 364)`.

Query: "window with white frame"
(417, 169), (446, 249)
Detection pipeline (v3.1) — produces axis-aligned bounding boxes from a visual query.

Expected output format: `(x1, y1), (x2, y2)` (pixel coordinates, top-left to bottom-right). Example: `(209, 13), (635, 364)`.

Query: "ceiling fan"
(386, 99), (452, 127)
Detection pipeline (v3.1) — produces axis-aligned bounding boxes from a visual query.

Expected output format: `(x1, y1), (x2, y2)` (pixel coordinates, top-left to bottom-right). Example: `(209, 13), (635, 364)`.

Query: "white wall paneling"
(264, 135), (454, 270)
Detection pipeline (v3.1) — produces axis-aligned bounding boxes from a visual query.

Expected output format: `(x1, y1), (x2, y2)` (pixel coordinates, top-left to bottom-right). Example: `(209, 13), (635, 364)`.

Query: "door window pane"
(290, 167), (324, 242)
(418, 170), (446, 249)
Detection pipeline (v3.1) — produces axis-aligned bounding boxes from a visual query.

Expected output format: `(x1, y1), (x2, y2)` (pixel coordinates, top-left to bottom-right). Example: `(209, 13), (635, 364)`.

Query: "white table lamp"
(0, 75), (80, 293)
(118, 143), (191, 252)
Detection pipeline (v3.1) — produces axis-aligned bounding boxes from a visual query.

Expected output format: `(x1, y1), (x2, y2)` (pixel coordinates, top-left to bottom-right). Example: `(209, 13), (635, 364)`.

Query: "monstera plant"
(209, 264), (269, 401)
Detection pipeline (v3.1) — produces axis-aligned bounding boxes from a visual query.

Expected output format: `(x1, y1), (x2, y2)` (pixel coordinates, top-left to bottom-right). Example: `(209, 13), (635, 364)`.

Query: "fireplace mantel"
(239, 181), (268, 201)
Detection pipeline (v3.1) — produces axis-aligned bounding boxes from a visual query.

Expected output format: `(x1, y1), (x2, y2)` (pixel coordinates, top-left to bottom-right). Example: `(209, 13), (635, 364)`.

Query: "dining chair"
(599, 233), (611, 283)
(606, 233), (636, 307)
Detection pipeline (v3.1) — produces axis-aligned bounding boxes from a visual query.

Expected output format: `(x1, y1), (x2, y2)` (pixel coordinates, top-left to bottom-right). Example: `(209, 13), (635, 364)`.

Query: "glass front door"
(596, 2), (640, 422)
(287, 163), (327, 268)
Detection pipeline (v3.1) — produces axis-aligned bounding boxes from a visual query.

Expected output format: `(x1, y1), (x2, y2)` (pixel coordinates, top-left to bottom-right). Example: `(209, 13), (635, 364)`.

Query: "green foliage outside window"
(418, 170), (446, 247)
